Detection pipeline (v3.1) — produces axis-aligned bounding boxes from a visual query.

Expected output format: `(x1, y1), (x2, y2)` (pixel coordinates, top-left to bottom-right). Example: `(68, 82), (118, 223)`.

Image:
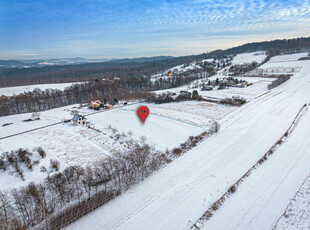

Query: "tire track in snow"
(190, 103), (308, 230)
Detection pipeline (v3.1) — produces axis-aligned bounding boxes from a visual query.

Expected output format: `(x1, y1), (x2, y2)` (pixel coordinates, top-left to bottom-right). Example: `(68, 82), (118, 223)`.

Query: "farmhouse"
(72, 114), (87, 125)
(90, 100), (102, 109)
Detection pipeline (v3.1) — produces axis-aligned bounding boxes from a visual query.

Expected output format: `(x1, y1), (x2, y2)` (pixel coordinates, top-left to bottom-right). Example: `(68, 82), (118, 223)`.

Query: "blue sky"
(0, 0), (310, 59)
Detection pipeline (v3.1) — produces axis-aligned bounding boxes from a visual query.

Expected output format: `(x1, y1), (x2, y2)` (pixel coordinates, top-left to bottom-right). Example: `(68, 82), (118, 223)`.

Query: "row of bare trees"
(0, 148), (47, 181)
(267, 74), (291, 90)
(1, 122), (221, 229)
(0, 142), (168, 230)
(0, 73), (201, 116)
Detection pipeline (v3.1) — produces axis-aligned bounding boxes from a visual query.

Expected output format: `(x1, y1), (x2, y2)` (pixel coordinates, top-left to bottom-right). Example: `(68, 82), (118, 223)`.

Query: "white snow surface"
(204, 106), (310, 230)
(257, 52), (309, 75)
(155, 76), (275, 102)
(231, 51), (266, 65)
(0, 103), (205, 189)
(0, 104), (91, 137)
(269, 52), (308, 62)
(275, 172), (310, 230)
(65, 57), (310, 230)
(0, 82), (85, 96)
(83, 106), (204, 152)
(119, 101), (236, 128)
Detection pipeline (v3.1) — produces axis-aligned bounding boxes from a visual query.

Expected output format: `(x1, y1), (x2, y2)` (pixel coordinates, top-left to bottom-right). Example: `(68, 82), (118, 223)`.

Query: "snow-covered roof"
(72, 114), (85, 121)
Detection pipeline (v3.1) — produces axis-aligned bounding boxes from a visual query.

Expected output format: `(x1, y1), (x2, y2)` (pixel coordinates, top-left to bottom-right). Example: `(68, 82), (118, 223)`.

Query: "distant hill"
(0, 57), (109, 68)
(0, 56), (174, 68)
(198, 37), (310, 59)
(109, 56), (174, 63)
(0, 60), (26, 67)
(1, 36), (309, 87)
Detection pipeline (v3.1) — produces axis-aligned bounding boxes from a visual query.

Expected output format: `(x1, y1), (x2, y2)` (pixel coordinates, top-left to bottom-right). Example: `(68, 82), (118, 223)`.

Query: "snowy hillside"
(0, 102), (205, 189)
(64, 53), (310, 230)
(1, 52), (310, 230)
(275, 173), (310, 230)
(0, 82), (86, 96)
(231, 51), (267, 65)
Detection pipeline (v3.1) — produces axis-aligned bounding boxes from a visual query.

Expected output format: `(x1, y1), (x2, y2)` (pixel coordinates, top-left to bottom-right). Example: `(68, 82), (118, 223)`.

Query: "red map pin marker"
(138, 106), (149, 123)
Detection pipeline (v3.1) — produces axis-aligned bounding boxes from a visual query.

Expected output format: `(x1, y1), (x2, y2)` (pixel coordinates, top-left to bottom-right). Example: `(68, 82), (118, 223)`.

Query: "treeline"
(268, 75), (291, 90)
(0, 75), (198, 116)
(0, 122), (221, 230)
(223, 37), (310, 56)
(220, 96), (247, 106)
(0, 142), (168, 230)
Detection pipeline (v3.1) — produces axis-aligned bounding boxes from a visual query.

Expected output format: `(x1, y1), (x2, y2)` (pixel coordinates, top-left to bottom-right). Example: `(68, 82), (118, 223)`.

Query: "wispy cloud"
(0, 0), (310, 59)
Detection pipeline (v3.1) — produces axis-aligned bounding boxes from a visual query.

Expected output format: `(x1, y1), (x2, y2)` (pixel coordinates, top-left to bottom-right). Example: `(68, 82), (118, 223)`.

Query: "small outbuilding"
(72, 114), (87, 125)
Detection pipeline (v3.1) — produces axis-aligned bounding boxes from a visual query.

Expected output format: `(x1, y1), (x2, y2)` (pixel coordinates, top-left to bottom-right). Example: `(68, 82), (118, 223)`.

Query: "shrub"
(201, 131), (208, 136)
(36, 147), (46, 158)
(268, 75), (291, 90)
(220, 96), (246, 106)
(50, 159), (60, 171)
(210, 121), (220, 133)
(0, 158), (6, 171)
(211, 203), (219, 211)
(191, 140), (198, 146)
(172, 148), (183, 155)
(17, 148), (33, 170)
(31, 112), (41, 120)
(192, 90), (200, 100)
(229, 185), (237, 193)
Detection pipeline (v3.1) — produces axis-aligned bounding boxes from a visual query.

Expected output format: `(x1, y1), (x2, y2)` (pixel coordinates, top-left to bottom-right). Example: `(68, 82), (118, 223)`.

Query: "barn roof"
(72, 114), (85, 121)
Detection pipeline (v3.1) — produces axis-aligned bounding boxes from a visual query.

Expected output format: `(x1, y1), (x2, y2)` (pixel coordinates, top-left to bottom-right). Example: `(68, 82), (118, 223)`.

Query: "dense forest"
(0, 37), (309, 88)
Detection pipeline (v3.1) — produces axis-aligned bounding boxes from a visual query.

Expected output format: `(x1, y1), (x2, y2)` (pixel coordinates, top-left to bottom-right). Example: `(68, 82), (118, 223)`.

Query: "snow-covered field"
(255, 52), (309, 74)
(231, 51), (267, 65)
(81, 106), (204, 152)
(0, 104), (91, 138)
(275, 172), (310, 230)
(121, 101), (236, 128)
(268, 52), (309, 62)
(0, 102), (206, 189)
(155, 76), (275, 102)
(0, 82), (85, 96)
(1, 52), (310, 229)
(65, 54), (310, 230)
(204, 106), (310, 230)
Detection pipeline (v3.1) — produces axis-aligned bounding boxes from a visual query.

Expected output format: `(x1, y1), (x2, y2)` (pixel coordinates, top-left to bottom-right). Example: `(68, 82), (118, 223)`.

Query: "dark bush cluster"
(267, 74), (291, 90)
(220, 96), (246, 106)
(171, 124), (219, 157)
(49, 159), (60, 172)
(150, 90), (201, 104)
(35, 147), (46, 159)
